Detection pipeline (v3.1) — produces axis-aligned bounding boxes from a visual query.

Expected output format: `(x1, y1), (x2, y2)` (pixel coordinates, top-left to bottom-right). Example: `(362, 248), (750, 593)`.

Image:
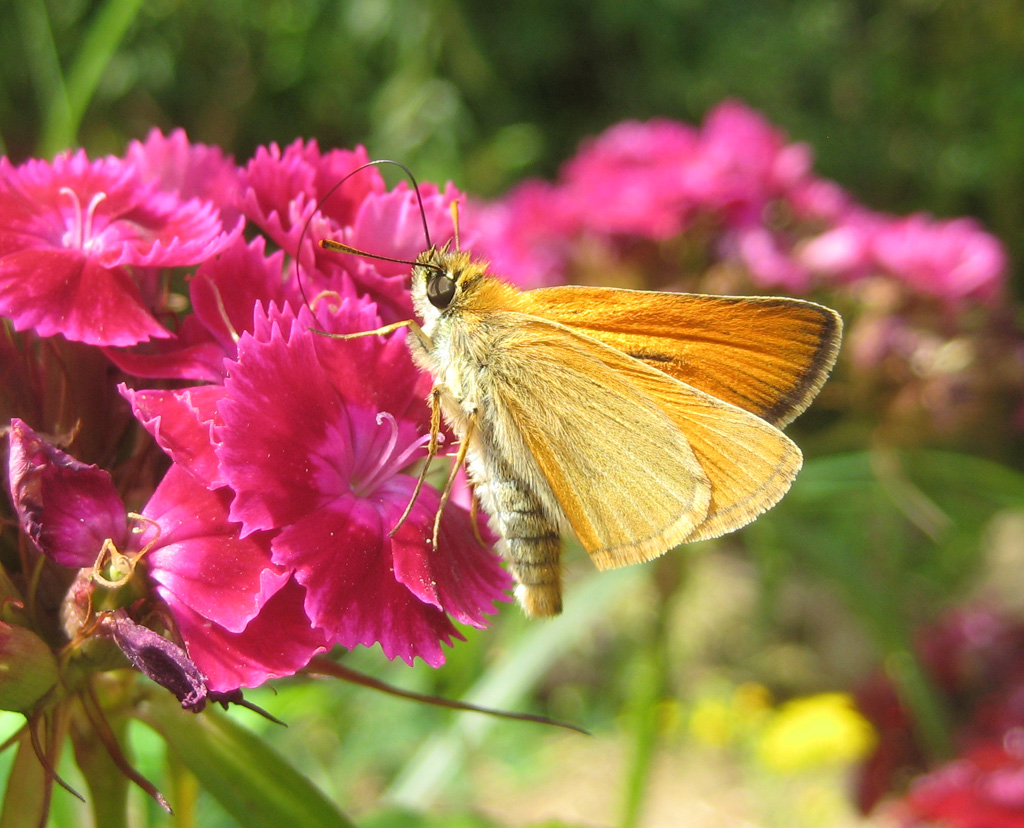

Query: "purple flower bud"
(106, 610), (208, 712)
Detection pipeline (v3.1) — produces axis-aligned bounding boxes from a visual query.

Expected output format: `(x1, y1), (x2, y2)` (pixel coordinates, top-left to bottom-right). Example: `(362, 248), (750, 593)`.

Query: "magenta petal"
(126, 128), (244, 228)
(0, 246), (170, 345)
(384, 479), (511, 628)
(217, 312), (351, 533)
(7, 419), (127, 567)
(351, 185), (461, 276)
(145, 465), (288, 632)
(114, 196), (242, 269)
(190, 235), (294, 353)
(240, 140), (378, 251)
(121, 384), (227, 489)
(171, 578), (325, 692)
(309, 301), (431, 420)
(274, 497), (462, 667)
(104, 316), (229, 381)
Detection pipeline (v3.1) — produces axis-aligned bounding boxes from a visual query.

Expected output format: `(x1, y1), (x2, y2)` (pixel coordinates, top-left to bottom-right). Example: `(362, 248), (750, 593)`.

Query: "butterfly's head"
(411, 245), (489, 334)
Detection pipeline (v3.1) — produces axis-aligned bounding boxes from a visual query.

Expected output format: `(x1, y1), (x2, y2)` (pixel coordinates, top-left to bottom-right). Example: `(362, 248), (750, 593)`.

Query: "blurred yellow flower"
(756, 692), (877, 773)
(688, 682), (772, 747)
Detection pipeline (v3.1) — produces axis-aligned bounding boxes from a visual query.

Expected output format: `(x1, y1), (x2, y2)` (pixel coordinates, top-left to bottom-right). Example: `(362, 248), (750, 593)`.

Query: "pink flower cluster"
(1, 131), (509, 700)
(474, 101), (1007, 307)
(855, 609), (1024, 827)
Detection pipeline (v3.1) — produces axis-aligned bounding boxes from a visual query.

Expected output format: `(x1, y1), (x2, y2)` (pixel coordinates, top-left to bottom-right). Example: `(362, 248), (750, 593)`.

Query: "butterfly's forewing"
(483, 317), (713, 569)
(519, 287), (842, 428)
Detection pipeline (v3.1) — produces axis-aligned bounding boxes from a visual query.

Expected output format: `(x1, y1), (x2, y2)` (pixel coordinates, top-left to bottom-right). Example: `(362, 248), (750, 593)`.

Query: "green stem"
(70, 697), (129, 828)
(167, 749), (199, 828)
(886, 649), (953, 761)
(620, 645), (665, 828)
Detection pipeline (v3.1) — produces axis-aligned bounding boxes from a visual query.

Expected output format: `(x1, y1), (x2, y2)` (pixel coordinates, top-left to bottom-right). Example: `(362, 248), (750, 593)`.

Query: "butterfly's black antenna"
(293, 159), (435, 310)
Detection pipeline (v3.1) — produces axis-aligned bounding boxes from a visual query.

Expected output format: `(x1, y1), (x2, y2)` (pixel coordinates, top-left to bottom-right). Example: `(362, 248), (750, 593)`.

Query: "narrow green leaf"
(1, 729), (49, 828)
(136, 693), (355, 828)
(39, 0), (145, 155)
(16, 0), (70, 153)
(68, 699), (130, 828)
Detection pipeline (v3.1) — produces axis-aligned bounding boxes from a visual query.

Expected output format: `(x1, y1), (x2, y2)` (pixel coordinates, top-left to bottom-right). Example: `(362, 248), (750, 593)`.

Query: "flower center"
(351, 411), (435, 497)
(59, 187), (108, 252)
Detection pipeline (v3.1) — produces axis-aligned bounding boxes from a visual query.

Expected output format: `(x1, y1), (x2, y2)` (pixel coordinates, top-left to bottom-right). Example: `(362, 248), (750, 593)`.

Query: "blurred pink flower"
(683, 100), (810, 226)
(473, 100), (1009, 311)
(560, 118), (698, 238)
(470, 181), (573, 288)
(895, 743), (1024, 828)
(872, 215), (1006, 306)
(731, 225), (812, 291)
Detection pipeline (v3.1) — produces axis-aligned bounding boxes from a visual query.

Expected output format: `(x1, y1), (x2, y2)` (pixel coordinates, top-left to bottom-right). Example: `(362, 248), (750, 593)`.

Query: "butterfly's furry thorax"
(407, 248), (570, 616)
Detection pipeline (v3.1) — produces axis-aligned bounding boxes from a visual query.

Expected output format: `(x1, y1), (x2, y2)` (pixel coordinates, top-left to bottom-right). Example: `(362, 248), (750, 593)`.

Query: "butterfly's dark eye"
(427, 273), (457, 309)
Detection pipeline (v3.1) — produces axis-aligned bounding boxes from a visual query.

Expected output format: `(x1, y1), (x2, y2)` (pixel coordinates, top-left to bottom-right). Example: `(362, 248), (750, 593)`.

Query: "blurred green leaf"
(363, 809), (585, 828)
(384, 566), (644, 809)
(746, 449), (1024, 758)
(137, 692), (355, 828)
(749, 449), (1024, 641)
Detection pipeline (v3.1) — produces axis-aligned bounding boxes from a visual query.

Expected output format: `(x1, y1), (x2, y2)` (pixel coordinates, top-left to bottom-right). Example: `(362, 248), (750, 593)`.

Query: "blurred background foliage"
(3, 1), (1024, 826)
(3, 0), (1024, 298)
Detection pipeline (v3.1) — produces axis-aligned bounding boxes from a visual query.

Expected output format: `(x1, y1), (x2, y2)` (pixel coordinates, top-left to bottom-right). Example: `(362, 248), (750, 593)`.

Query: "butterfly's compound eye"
(427, 273), (457, 309)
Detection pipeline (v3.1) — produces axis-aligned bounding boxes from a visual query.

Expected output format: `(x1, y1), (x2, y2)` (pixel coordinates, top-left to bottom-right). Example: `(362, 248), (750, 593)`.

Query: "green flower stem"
(620, 644), (665, 828)
(70, 697), (130, 828)
(885, 649), (953, 761)
(0, 706), (72, 828)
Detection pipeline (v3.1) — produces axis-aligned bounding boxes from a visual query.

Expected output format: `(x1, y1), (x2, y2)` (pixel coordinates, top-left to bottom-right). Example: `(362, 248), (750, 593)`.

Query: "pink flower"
(316, 182), (465, 324)
(7, 419), (318, 693)
(797, 209), (881, 279)
(683, 100), (808, 226)
(0, 150), (238, 346)
(121, 383), (228, 488)
(560, 118), (698, 239)
(107, 234), (311, 382)
(731, 225), (812, 292)
(126, 128), (244, 227)
(238, 138), (464, 324)
(470, 182), (574, 288)
(872, 214), (1006, 305)
(214, 299), (510, 666)
(895, 743), (1024, 828)
(239, 139), (379, 259)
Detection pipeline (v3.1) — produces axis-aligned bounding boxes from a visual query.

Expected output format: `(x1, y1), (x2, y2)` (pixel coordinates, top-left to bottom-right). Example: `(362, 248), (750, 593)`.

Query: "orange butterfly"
(318, 167), (841, 617)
